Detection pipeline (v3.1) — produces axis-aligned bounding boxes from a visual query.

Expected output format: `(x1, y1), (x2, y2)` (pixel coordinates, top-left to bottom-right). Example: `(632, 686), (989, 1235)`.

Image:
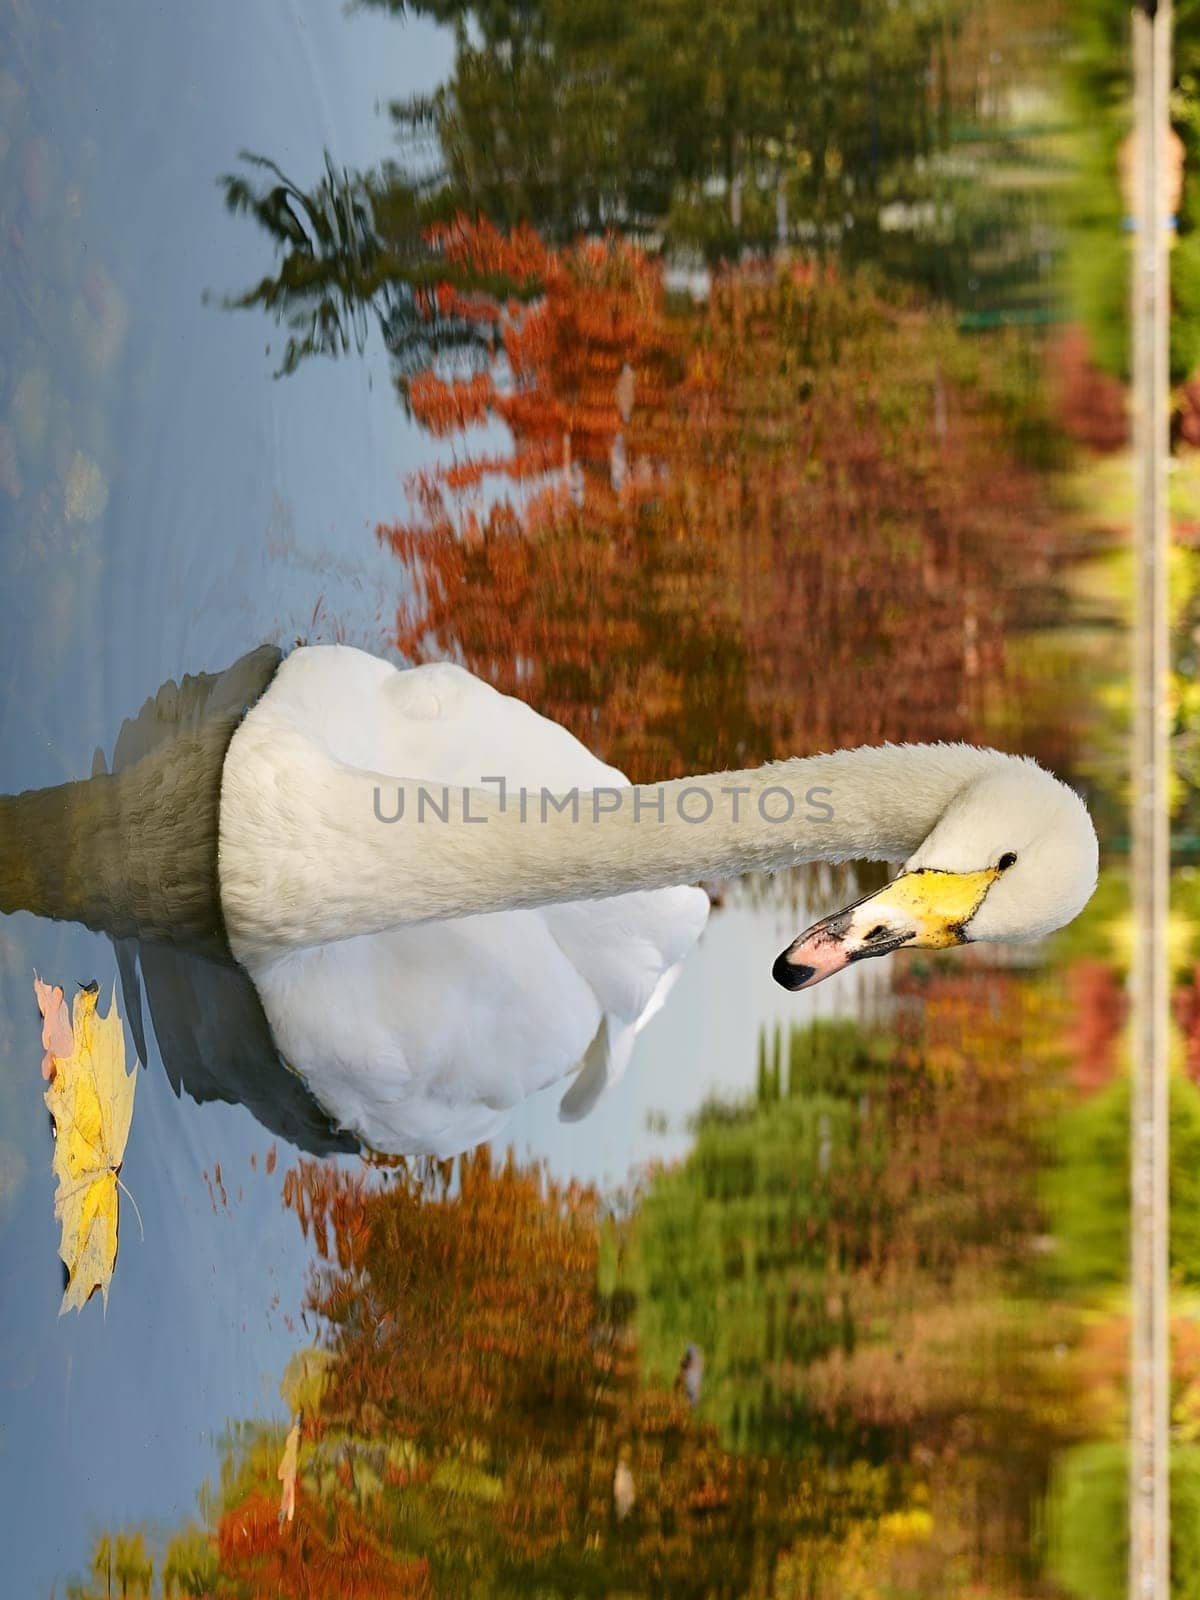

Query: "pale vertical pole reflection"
(1129, 2), (1172, 1595)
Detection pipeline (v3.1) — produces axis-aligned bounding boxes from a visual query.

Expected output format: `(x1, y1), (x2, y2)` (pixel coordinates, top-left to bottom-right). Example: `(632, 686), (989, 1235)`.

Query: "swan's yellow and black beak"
(772, 867), (1002, 991)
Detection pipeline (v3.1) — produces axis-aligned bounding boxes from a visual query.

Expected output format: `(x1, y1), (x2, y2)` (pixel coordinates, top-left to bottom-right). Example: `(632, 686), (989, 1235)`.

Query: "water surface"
(0, 5), (1126, 1597)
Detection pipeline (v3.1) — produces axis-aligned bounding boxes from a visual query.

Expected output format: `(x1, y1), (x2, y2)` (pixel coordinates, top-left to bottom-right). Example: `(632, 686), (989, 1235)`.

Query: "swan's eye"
(997, 852), (1017, 872)
(864, 924), (888, 942)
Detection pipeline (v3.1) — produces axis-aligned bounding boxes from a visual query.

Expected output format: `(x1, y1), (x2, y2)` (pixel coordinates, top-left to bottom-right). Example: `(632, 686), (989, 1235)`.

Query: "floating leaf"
(33, 973), (73, 1079)
(42, 983), (137, 1314)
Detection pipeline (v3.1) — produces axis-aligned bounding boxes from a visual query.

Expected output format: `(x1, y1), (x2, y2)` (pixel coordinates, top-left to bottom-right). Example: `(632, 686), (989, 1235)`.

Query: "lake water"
(0, 5), (1135, 1598)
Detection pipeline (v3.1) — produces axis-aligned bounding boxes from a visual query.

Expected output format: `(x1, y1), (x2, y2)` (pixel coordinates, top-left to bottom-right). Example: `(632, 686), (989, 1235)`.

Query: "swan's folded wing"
(557, 954), (692, 1122)
(549, 887), (709, 1120)
(544, 886), (709, 1032)
(558, 1016), (637, 1122)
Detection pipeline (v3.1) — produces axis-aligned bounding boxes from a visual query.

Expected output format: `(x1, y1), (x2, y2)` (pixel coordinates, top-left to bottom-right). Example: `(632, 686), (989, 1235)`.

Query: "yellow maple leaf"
(42, 983), (137, 1315)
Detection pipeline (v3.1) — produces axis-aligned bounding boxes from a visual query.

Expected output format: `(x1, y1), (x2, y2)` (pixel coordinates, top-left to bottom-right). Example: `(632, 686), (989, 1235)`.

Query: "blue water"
(0, 7), (455, 1592)
(0, 9), (886, 1592)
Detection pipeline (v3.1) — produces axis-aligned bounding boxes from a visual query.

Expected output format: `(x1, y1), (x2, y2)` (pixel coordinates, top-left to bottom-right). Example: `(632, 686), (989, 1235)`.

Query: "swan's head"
(773, 758), (1098, 990)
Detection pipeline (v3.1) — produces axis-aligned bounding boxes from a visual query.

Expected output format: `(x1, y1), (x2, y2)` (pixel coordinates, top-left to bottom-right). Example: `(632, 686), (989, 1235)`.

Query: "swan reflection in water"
(0, 644), (1098, 1158)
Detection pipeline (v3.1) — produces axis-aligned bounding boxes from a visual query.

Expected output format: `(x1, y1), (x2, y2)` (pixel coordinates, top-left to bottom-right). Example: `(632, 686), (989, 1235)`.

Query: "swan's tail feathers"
(558, 1015), (637, 1123)
(558, 959), (688, 1122)
(635, 962), (685, 1036)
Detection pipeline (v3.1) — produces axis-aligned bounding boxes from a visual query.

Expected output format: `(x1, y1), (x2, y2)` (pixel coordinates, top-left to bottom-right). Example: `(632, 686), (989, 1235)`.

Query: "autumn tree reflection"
(216, 154), (530, 385)
(264, 1149), (880, 1598)
(221, 0), (1070, 384)
(65, 1532), (153, 1600)
(378, 219), (1074, 779)
(633, 979), (1099, 1591)
(65, 968), (1157, 1598)
(214, 3), (1087, 783)
(363, 0), (1052, 299)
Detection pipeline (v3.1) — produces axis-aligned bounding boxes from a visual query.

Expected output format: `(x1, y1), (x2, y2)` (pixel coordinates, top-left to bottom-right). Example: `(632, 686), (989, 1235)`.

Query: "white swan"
(215, 644), (1099, 1156)
(217, 646), (709, 1153)
(0, 643), (1098, 1157)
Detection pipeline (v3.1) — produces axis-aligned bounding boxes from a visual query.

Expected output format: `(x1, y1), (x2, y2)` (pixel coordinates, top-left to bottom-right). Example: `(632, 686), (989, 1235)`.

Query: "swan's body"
(218, 644), (1098, 1157)
(220, 647), (709, 1153)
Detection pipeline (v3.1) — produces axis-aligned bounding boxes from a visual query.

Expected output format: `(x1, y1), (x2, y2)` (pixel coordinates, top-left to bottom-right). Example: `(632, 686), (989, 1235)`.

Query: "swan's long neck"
(219, 729), (1011, 959)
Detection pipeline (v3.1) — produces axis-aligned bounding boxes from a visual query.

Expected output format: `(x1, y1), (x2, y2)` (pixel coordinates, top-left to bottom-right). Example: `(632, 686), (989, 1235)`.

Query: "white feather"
(232, 646), (708, 1156)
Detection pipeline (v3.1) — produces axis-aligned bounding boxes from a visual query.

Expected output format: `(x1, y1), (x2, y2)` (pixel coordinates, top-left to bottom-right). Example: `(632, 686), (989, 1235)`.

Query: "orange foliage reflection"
(218, 1485), (432, 1600)
(266, 1151), (875, 1596)
(381, 221), (1071, 781)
